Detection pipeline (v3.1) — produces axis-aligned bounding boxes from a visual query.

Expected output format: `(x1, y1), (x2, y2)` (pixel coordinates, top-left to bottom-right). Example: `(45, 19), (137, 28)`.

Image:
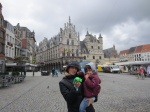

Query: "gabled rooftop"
(134, 45), (143, 53)
(119, 50), (128, 55)
(141, 44), (150, 52)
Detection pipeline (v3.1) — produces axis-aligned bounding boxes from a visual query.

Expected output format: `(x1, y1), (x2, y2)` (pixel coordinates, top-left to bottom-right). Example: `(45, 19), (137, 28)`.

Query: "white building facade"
(5, 20), (15, 63)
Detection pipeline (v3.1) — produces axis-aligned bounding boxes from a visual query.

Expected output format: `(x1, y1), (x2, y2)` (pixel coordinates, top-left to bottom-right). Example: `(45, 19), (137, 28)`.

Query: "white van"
(109, 65), (121, 73)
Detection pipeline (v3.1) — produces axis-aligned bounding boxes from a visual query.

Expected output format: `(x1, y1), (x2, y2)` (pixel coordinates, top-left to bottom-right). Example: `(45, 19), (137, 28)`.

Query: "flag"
(70, 49), (72, 52)
(59, 47), (64, 52)
(65, 48), (68, 52)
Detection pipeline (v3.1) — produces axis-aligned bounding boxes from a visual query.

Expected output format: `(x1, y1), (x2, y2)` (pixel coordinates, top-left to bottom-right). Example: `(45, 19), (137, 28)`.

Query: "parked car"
(102, 66), (111, 73)
(41, 70), (50, 76)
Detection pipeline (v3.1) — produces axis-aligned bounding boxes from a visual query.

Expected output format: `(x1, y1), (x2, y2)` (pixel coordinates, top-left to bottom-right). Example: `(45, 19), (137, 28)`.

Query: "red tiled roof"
(119, 50), (128, 55)
(141, 44), (150, 52)
(128, 47), (136, 54)
(134, 45), (143, 53)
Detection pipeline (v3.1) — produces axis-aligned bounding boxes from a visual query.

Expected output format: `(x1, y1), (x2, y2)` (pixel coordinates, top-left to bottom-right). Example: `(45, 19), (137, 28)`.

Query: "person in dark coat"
(59, 62), (96, 112)
(52, 68), (55, 77)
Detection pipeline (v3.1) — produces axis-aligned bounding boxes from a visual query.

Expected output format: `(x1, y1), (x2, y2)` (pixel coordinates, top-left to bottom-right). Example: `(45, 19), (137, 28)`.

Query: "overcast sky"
(1, 0), (150, 52)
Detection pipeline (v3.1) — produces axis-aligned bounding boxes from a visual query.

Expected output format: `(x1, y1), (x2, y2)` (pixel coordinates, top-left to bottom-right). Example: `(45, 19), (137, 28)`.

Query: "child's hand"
(74, 81), (81, 88)
(84, 73), (90, 80)
(86, 98), (94, 106)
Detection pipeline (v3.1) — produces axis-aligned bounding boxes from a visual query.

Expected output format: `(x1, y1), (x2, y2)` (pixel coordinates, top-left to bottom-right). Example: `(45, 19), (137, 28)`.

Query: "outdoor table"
(0, 74), (12, 87)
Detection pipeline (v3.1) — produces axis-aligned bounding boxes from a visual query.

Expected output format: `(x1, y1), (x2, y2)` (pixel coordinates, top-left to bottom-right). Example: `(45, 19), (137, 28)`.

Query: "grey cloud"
(1, 0), (150, 52)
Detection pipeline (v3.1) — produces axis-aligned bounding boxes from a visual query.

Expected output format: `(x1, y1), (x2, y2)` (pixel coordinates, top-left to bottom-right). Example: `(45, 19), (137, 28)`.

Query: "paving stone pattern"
(0, 72), (150, 112)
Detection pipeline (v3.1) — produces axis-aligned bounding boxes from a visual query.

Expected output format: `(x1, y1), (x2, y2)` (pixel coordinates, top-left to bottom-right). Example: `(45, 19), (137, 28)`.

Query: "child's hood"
(86, 62), (97, 73)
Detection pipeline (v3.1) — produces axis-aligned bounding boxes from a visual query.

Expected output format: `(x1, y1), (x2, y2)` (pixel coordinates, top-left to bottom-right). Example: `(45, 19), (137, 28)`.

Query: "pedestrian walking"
(54, 69), (58, 77)
(52, 68), (55, 77)
(147, 65), (150, 77)
(138, 66), (145, 79)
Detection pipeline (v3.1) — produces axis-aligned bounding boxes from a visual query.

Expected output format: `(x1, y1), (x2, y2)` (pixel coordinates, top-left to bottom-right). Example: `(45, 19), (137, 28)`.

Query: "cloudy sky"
(1, 0), (150, 52)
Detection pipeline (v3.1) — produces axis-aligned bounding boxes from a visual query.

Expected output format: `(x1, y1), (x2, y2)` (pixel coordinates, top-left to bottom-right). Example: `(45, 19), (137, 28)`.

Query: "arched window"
(99, 56), (101, 59)
(69, 33), (71, 38)
(67, 39), (69, 45)
(93, 56), (95, 59)
(84, 56), (86, 60)
(71, 40), (74, 45)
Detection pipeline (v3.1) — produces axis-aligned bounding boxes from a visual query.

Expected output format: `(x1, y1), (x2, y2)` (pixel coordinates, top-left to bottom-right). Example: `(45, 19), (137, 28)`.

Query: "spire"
(99, 33), (103, 38)
(0, 3), (4, 19)
(69, 16), (71, 23)
(0, 3), (2, 13)
(113, 45), (115, 49)
(86, 28), (89, 36)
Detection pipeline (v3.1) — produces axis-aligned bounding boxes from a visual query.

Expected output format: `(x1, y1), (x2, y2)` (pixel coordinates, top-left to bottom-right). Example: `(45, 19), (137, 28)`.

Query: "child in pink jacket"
(79, 62), (101, 112)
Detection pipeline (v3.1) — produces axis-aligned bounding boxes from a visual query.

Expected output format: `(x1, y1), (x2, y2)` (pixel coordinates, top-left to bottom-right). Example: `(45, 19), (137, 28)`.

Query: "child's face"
(85, 69), (93, 75)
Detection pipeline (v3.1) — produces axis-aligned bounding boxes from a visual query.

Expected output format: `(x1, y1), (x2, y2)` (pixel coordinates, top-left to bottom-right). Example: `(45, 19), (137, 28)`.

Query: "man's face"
(68, 66), (77, 75)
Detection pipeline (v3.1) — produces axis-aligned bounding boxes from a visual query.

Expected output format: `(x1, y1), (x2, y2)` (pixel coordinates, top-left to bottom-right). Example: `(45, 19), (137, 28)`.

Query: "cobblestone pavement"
(0, 72), (150, 112)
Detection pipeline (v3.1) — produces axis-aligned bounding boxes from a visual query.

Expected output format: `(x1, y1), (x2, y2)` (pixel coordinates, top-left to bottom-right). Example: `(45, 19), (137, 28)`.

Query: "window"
(84, 56), (86, 60)
(0, 19), (1, 26)
(63, 52), (65, 57)
(0, 43), (4, 54)
(98, 46), (100, 49)
(0, 31), (3, 38)
(99, 56), (101, 59)
(67, 39), (69, 45)
(72, 53), (74, 56)
(0, 44), (2, 53)
(69, 33), (71, 38)
(91, 46), (93, 49)
(67, 52), (70, 56)
(71, 40), (74, 45)
(93, 56), (95, 59)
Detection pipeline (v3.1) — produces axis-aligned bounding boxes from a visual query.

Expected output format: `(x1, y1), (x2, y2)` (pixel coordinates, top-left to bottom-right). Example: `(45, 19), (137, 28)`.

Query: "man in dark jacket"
(59, 62), (95, 112)
(52, 68), (55, 77)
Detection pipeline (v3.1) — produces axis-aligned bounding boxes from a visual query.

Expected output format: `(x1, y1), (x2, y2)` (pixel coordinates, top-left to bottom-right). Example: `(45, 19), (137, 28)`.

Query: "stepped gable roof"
(119, 50), (129, 55)
(103, 47), (114, 58)
(80, 41), (89, 54)
(141, 44), (150, 53)
(134, 45), (143, 53)
(89, 35), (97, 42)
(128, 47), (136, 54)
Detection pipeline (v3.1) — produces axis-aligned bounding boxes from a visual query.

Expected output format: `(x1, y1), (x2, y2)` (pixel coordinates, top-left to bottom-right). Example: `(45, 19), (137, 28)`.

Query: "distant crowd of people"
(133, 65), (150, 79)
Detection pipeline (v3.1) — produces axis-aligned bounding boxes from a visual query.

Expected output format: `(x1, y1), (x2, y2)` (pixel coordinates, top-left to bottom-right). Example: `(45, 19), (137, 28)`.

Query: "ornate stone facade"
(80, 31), (104, 65)
(0, 3), (5, 72)
(103, 45), (119, 64)
(36, 17), (105, 70)
(36, 17), (83, 70)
